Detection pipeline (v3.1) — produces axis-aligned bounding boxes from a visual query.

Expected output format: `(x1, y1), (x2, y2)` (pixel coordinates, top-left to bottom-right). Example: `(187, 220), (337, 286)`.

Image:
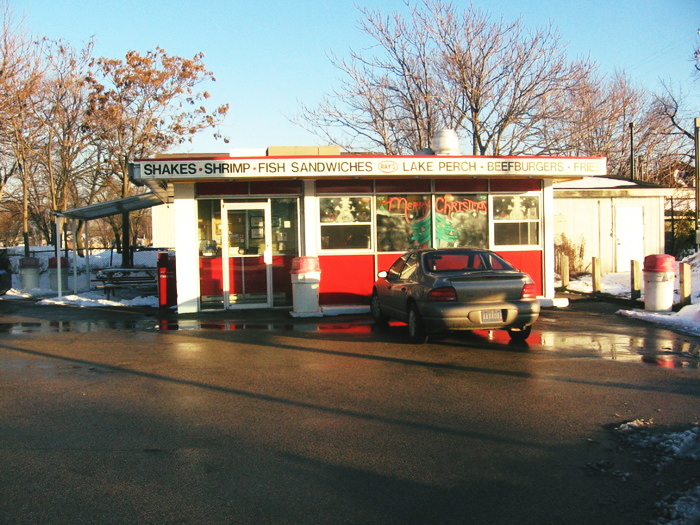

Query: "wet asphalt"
(0, 295), (698, 524)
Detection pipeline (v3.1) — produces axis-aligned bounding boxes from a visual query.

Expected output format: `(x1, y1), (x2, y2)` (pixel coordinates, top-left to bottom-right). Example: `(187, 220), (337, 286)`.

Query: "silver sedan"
(370, 248), (540, 342)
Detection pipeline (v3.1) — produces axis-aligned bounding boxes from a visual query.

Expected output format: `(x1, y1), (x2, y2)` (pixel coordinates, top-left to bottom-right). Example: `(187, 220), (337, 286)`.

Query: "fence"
(5, 247), (164, 269)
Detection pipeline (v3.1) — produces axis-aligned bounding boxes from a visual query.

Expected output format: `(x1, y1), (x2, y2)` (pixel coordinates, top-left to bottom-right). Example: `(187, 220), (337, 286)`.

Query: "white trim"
(303, 180), (318, 256)
(542, 181), (555, 299)
(174, 183), (199, 314)
(489, 192), (543, 251)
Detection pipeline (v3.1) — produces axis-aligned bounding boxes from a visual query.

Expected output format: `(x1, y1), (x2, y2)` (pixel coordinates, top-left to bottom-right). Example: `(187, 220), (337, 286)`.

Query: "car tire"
(507, 325), (532, 341)
(407, 303), (428, 344)
(370, 292), (388, 324)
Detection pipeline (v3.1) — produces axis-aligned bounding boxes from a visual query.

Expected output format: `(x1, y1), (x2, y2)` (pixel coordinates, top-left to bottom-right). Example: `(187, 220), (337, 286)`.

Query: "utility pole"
(629, 122), (635, 180)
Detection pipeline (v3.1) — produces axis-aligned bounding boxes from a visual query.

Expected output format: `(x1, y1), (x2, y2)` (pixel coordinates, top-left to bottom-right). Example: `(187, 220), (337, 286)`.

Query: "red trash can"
(157, 252), (177, 308)
(643, 254), (676, 311)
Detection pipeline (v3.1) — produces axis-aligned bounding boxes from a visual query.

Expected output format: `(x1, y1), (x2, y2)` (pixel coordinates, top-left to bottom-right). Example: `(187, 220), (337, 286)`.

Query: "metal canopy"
(56, 192), (164, 221)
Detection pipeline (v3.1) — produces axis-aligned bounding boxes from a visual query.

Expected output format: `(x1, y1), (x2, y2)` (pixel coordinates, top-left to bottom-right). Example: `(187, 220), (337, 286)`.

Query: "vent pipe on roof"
(432, 129), (460, 155)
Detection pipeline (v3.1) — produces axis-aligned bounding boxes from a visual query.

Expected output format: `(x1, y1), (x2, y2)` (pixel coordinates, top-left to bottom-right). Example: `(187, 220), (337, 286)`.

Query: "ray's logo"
(378, 161), (398, 174)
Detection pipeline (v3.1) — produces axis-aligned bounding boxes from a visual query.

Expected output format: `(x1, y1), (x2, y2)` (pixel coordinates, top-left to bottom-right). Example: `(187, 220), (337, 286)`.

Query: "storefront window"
(271, 199), (298, 255)
(376, 195), (432, 252)
(492, 195), (540, 246)
(198, 199), (222, 256)
(319, 197), (372, 250)
(435, 194), (488, 248)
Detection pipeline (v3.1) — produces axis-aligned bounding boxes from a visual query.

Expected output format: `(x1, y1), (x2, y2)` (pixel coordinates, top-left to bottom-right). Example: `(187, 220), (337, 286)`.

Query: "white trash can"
(19, 257), (41, 289)
(290, 256), (322, 317)
(643, 254), (676, 312)
(48, 257), (69, 291)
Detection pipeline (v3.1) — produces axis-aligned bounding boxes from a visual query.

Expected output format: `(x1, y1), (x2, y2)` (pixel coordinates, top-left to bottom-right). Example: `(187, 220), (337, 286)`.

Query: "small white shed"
(553, 177), (673, 274)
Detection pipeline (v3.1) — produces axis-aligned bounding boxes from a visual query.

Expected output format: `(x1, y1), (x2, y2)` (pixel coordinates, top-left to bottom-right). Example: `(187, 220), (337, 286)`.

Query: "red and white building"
(131, 144), (606, 314)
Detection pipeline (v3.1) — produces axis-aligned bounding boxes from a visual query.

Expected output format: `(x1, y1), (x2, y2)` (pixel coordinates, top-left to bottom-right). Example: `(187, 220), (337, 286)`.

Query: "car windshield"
(422, 250), (514, 272)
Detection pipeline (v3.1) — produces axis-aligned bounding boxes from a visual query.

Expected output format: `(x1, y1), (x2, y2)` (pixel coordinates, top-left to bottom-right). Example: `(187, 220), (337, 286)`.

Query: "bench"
(94, 268), (158, 299)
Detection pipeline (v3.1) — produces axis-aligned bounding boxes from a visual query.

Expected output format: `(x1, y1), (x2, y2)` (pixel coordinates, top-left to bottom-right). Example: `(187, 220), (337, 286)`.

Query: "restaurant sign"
(132, 155), (606, 180)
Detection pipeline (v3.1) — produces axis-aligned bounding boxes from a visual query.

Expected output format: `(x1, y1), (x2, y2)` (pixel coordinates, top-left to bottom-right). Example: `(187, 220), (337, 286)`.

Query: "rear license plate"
(481, 309), (503, 323)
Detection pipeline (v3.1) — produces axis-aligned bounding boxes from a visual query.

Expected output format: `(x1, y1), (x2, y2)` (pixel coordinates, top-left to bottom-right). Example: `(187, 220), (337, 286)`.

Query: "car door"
(376, 254), (408, 318)
(385, 252), (420, 321)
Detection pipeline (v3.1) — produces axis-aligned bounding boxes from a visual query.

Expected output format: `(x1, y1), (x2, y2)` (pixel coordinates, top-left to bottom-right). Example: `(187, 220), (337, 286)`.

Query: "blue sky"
(9, 0), (699, 153)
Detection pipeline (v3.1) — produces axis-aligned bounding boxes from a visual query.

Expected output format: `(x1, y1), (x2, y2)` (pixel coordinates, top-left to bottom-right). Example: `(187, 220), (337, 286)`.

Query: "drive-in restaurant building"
(130, 141), (606, 314)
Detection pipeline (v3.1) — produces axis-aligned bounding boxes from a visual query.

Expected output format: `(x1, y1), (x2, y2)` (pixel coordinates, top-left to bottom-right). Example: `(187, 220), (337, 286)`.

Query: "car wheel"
(370, 292), (388, 324)
(507, 326), (532, 341)
(407, 303), (428, 344)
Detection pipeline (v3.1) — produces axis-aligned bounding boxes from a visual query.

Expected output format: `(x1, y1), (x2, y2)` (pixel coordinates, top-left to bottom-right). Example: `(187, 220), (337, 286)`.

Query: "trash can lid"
(291, 256), (320, 274)
(19, 257), (40, 268)
(643, 254), (675, 272)
(48, 256), (69, 268)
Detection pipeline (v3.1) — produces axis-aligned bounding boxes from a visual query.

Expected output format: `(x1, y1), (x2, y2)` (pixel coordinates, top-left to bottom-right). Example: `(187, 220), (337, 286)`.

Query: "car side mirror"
(377, 270), (388, 279)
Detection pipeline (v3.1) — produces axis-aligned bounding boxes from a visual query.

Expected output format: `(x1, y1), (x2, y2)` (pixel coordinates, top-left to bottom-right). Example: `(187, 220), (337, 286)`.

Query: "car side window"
(400, 253), (419, 280)
(387, 255), (407, 281)
(484, 253), (512, 270)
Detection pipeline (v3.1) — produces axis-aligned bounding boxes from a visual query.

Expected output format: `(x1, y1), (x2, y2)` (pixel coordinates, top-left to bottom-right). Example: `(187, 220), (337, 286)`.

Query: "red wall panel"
(377, 253), (402, 273)
(496, 250), (543, 296)
(318, 254), (375, 304)
(317, 250), (543, 305)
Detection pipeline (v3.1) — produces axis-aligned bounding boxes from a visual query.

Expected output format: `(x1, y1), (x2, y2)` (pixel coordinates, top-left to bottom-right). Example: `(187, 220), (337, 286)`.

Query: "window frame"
(489, 192), (542, 249)
(318, 196), (374, 253)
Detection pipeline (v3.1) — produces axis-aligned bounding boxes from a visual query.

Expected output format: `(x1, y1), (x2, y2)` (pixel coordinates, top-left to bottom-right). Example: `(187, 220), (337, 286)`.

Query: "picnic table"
(94, 267), (158, 299)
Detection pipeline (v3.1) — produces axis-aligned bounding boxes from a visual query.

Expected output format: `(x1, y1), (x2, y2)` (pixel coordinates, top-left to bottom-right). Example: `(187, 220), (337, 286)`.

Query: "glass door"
(221, 202), (272, 308)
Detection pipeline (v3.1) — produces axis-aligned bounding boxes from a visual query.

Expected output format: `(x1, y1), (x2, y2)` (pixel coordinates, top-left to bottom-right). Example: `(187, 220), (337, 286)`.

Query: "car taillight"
(521, 281), (537, 300)
(428, 286), (457, 301)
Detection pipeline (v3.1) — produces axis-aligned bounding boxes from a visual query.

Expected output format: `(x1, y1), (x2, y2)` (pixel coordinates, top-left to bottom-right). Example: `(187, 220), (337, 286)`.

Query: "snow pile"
(616, 420), (700, 524)
(567, 270), (635, 298)
(37, 291), (158, 308)
(618, 308), (700, 338)
(653, 486), (700, 525)
(2, 246), (161, 308)
(616, 420), (700, 468)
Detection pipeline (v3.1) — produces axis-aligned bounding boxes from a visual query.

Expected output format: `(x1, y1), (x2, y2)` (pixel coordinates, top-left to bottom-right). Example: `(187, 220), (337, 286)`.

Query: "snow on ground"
(2, 246), (159, 308)
(616, 420), (700, 525)
(566, 251), (700, 338)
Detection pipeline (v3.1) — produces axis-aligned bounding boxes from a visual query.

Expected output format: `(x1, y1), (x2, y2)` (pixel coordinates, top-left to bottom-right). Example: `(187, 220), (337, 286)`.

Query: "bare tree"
(425, 2), (593, 155)
(34, 40), (97, 212)
(543, 71), (670, 177)
(303, 6), (442, 153)
(1, 19), (232, 248)
(0, 4), (47, 252)
(296, 1), (593, 155)
(647, 30), (700, 186)
(86, 47), (230, 198)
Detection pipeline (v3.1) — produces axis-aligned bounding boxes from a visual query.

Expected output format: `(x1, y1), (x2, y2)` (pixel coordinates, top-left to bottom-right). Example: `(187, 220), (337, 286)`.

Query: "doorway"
(221, 202), (272, 308)
(615, 206), (644, 272)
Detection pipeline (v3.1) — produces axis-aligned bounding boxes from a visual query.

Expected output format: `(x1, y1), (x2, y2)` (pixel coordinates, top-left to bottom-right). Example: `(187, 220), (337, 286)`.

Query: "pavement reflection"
(1, 302), (699, 368)
(156, 317), (700, 368)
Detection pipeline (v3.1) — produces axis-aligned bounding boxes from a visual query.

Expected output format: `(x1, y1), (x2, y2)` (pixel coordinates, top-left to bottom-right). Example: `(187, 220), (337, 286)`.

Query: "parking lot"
(0, 296), (698, 524)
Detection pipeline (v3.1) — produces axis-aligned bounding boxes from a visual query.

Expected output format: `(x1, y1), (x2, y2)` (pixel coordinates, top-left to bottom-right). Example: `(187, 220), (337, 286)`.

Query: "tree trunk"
(121, 212), (131, 268)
